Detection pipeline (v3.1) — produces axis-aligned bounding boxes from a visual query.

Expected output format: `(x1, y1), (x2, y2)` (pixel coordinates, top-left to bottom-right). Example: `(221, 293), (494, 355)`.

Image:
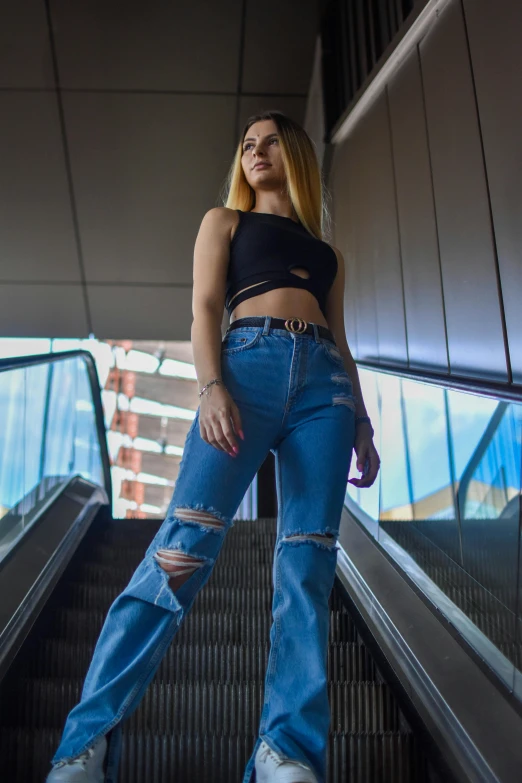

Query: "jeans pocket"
(221, 328), (262, 355)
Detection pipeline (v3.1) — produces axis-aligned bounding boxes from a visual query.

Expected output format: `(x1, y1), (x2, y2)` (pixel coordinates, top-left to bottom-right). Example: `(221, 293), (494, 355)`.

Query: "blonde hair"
(222, 110), (331, 241)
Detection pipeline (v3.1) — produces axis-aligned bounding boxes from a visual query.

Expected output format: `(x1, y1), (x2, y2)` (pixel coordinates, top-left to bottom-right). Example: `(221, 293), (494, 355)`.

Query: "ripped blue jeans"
(51, 315), (357, 783)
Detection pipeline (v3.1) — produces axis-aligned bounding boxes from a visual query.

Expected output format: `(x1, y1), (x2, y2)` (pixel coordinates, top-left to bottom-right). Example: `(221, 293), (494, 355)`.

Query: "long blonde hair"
(222, 110), (331, 241)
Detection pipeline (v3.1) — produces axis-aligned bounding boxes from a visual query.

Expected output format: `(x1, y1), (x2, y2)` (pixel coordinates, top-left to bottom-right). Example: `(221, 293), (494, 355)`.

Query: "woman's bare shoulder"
(200, 207), (239, 241)
(200, 206), (240, 243)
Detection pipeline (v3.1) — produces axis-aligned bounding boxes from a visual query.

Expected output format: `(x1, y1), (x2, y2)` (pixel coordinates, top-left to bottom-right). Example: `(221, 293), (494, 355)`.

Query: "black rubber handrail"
(355, 358), (522, 404)
(0, 350), (112, 507)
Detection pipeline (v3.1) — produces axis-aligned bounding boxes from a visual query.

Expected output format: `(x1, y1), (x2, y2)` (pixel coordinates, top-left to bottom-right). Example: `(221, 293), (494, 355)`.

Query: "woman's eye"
(243, 138), (277, 152)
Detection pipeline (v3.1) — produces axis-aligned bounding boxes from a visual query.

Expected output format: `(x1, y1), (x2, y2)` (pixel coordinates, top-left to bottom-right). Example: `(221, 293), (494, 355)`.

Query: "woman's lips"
(253, 163), (270, 169)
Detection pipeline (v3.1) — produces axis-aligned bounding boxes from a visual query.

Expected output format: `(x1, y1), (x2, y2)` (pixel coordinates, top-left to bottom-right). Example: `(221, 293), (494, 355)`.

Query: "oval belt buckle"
(285, 317), (308, 334)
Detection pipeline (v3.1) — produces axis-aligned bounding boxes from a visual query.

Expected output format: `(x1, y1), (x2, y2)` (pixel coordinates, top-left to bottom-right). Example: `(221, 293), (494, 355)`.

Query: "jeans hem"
(50, 608), (181, 775)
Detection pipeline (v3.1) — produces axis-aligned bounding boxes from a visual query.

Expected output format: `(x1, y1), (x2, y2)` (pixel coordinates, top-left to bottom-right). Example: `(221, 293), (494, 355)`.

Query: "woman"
(46, 110), (380, 783)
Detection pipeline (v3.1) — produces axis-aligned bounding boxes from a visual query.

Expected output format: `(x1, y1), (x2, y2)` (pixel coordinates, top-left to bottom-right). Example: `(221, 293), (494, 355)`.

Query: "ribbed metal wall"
(326, 0), (521, 385)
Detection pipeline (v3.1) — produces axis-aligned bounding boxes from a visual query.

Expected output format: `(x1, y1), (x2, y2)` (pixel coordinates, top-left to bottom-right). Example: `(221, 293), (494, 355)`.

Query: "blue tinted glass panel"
(43, 359), (77, 480)
(347, 365), (522, 696)
(346, 368), (381, 522)
(0, 368), (26, 558)
(75, 360), (103, 485)
(0, 354), (107, 565)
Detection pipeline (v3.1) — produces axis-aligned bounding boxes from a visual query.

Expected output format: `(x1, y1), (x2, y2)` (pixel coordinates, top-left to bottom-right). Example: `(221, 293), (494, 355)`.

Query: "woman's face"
(241, 119), (286, 191)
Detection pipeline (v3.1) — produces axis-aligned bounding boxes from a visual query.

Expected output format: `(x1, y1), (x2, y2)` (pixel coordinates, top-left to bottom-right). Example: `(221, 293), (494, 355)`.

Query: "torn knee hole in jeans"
(154, 549), (206, 590)
(332, 395), (356, 410)
(174, 507), (226, 530)
(331, 374), (357, 411)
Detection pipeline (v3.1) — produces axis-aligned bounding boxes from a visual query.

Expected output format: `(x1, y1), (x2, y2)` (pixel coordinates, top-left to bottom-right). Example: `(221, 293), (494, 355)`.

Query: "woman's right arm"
(191, 207), (243, 459)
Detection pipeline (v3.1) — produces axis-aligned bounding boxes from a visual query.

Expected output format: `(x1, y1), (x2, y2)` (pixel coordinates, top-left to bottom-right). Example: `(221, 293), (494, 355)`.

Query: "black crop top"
(225, 210), (338, 319)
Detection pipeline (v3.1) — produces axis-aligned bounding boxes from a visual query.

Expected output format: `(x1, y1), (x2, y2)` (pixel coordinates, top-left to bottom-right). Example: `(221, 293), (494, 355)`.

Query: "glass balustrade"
(346, 367), (522, 699)
(0, 354), (105, 565)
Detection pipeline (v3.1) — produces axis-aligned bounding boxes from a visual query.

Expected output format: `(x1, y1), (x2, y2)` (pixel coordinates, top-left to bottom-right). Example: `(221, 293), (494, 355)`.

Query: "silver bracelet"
(199, 378), (225, 398)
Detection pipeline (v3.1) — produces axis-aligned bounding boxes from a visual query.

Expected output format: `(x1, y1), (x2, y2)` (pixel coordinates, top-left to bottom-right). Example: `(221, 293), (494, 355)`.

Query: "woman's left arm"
(325, 245), (381, 488)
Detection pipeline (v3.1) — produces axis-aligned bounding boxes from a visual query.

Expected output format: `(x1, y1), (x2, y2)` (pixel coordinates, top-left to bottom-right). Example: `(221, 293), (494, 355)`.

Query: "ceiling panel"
(0, 0), (54, 88)
(64, 92), (236, 283)
(242, 0), (318, 94)
(0, 2), (321, 341)
(0, 284), (89, 336)
(0, 92), (83, 283)
(87, 284), (193, 339)
(50, 0), (242, 92)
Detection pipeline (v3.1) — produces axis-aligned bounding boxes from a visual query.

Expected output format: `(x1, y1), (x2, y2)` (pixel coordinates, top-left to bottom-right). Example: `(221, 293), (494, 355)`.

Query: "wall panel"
(464, 0), (522, 383)
(330, 134), (358, 354)
(419, 0), (507, 381)
(388, 47), (448, 371)
(358, 92), (407, 365)
(327, 0), (517, 386)
(351, 120), (379, 362)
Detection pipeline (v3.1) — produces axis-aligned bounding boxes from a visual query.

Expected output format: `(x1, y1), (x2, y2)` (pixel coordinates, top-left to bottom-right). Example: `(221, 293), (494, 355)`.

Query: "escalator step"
(74, 562), (276, 588)
(0, 516), (429, 782)
(0, 728), (426, 783)
(62, 583), (275, 613)
(11, 678), (401, 735)
(87, 543), (276, 564)
(23, 639), (377, 683)
(46, 607), (360, 646)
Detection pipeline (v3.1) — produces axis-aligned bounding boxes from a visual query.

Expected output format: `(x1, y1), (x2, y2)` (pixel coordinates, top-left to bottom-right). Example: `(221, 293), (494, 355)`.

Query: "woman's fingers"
(349, 450), (380, 488)
(230, 406), (244, 441)
(198, 390), (243, 457)
(201, 417), (239, 457)
(219, 414), (240, 454)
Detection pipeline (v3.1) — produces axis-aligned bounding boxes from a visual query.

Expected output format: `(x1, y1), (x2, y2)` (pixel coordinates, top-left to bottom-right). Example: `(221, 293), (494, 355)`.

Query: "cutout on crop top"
(228, 266), (310, 308)
(225, 210), (338, 319)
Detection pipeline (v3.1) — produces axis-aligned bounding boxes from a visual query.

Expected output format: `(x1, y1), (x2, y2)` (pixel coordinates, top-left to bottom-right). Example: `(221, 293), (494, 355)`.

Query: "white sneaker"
(45, 735), (107, 782)
(255, 739), (318, 783)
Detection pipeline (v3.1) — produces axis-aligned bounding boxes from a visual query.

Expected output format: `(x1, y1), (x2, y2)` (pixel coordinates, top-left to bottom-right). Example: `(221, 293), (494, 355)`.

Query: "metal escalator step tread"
(41, 607), (360, 646)
(20, 639), (377, 682)
(60, 583), (276, 612)
(0, 727), (428, 783)
(8, 679), (404, 734)
(0, 516), (430, 781)
(72, 562), (277, 587)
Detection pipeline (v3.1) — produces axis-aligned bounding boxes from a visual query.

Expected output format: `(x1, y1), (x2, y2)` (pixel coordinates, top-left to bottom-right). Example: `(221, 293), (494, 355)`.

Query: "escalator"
(0, 509), (430, 782)
(3, 348), (522, 782)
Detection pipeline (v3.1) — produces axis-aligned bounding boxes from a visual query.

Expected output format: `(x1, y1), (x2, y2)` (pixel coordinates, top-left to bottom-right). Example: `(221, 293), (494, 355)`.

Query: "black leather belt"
(226, 316), (336, 343)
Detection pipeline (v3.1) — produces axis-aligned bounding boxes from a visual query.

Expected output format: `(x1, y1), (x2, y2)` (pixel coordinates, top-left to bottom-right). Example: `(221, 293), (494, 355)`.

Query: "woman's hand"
(199, 384), (244, 458)
(348, 425), (380, 488)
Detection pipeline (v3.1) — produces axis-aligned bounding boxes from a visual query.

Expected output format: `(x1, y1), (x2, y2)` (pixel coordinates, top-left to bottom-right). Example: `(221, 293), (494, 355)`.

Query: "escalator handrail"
(0, 350), (112, 507)
(355, 358), (522, 404)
